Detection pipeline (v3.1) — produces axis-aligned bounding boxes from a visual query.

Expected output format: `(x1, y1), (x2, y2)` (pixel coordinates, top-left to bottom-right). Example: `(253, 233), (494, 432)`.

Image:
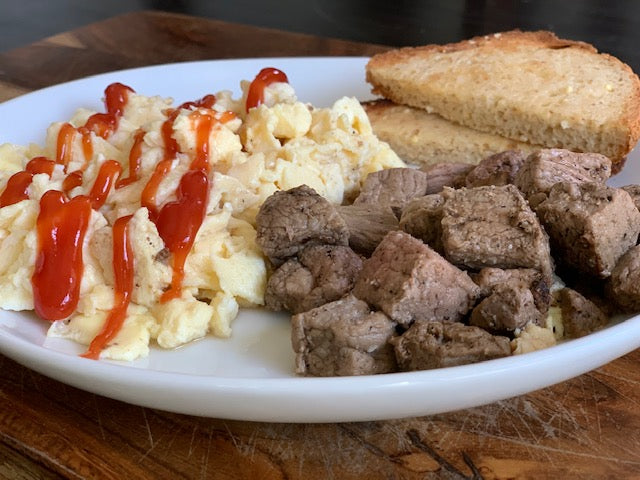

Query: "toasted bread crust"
(366, 30), (640, 165)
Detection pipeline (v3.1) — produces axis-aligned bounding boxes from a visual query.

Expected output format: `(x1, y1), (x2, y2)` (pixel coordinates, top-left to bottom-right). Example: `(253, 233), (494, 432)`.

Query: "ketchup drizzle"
(161, 94), (217, 162)
(116, 129), (145, 189)
(56, 123), (77, 168)
(156, 170), (210, 303)
(81, 214), (134, 359)
(89, 160), (122, 209)
(84, 83), (134, 139)
(0, 171), (33, 207)
(62, 170), (83, 194)
(32, 191), (92, 321)
(245, 67), (289, 112)
(26, 157), (56, 176)
(0, 158), (57, 207)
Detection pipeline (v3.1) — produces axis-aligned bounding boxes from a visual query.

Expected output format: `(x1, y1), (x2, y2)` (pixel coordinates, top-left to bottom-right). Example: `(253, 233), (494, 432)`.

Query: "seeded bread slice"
(366, 30), (640, 165)
(363, 99), (538, 166)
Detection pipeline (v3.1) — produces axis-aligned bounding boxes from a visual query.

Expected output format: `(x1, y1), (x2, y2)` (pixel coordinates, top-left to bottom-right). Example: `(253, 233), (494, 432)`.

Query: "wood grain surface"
(0, 11), (639, 479)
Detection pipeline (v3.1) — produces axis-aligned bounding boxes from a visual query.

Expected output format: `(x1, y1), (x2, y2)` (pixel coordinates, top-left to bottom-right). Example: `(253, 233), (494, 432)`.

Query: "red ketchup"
(56, 123), (77, 168)
(0, 171), (33, 207)
(245, 67), (289, 112)
(32, 191), (92, 321)
(161, 94), (217, 162)
(88, 160), (122, 209)
(83, 83), (134, 139)
(81, 214), (134, 359)
(0, 158), (57, 207)
(156, 169), (210, 303)
(116, 129), (145, 189)
(62, 170), (83, 194)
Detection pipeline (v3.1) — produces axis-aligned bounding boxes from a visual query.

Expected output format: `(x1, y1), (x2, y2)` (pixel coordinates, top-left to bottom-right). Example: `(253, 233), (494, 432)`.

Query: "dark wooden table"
(1, 11), (639, 479)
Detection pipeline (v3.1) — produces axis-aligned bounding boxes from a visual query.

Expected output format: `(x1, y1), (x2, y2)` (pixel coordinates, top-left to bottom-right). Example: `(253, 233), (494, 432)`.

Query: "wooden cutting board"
(1, 11), (639, 479)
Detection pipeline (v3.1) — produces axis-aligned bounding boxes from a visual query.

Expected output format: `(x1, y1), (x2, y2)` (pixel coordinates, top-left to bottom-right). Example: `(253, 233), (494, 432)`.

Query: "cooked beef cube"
(536, 182), (640, 278)
(556, 288), (608, 338)
(354, 168), (428, 207)
(440, 185), (553, 278)
(470, 284), (543, 332)
(353, 231), (479, 326)
(421, 162), (475, 194)
(265, 245), (363, 314)
(621, 185), (640, 211)
(399, 194), (445, 253)
(337, 204), (399, 255)
(471, 267), (543, 295)
(471, 267), (551, 315)
(291, 294), (397, 376)
(391, 321), (511, 371)
(607, 245), (640, 311)
(256, 185), (349, 266)
(465, 150), (527, 188)
(514, 149), (611, 203)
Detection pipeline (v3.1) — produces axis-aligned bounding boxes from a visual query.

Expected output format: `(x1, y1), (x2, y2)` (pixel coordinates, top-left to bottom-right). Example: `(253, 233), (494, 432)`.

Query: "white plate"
(1, 57), (639, 423)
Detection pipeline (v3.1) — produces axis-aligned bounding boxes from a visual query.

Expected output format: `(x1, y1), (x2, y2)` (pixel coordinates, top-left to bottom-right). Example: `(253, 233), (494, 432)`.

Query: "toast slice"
(366, 30), (640, 165)
(363, 99), (538, 166)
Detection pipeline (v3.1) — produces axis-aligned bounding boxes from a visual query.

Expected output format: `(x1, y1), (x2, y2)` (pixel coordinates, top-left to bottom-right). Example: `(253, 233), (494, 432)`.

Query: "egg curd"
(0, 68), (403, 361)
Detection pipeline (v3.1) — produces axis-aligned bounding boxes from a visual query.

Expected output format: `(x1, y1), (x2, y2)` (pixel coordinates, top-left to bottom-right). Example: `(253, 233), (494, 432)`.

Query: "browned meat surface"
(391, 321), (511, 371)
(255, 185), (349, 266)
(470, 284), (543, 332)
(265, 245), (363, 314)
(337, 204), (399, 255)
(607, 245), (640, 311)
(421, 162), (475, 194)
(621, 184), (640, 211)
(470, 267), (551, 315)
(536, 182), (640, 278)
(441, 185), (553, 277)
(353, 231), (479, 326)
(291, 294), (397, 376)
(399, 194), (445, 253)
(353, 168), (428, 206)
(514, 149), (611, 204)
(465, 150), (527, 188)
(557, 288), (609, 338)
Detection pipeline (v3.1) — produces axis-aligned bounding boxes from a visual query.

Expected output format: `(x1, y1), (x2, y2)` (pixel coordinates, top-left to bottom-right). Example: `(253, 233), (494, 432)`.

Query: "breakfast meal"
(2, 30), (640, 378)
(364, 30), (640, 169)
(0, 68), (403, 360)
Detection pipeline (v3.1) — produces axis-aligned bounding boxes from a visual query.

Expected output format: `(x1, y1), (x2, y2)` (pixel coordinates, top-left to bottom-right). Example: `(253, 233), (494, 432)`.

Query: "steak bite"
(255, 185), (349, 266)
(421, 162), (475, 194)
(291, 294), (397, 376)
(465, 150), (527, 188)
(354, 167), (428, 207)
(399, 194), (445, 253)
(353, 231), (480, 326)
(470, 267), (551, 315)
(470, 284), (543, 332)
(621, 185), (640, 211)
(440, 185), (553, 278)
(337, 203), (399, 255)
(514, 149), (611, 203)
(391, 321), (511, 371)
(607, 245), (640, 311)
(265, 245), (363, 314)
(536, 182), (640, 278)
(556, 287), (609, 338)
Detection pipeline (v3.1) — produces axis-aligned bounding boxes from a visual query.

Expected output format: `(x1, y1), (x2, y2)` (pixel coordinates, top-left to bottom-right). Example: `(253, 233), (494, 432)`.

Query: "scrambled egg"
(0, 75), (403, 360)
